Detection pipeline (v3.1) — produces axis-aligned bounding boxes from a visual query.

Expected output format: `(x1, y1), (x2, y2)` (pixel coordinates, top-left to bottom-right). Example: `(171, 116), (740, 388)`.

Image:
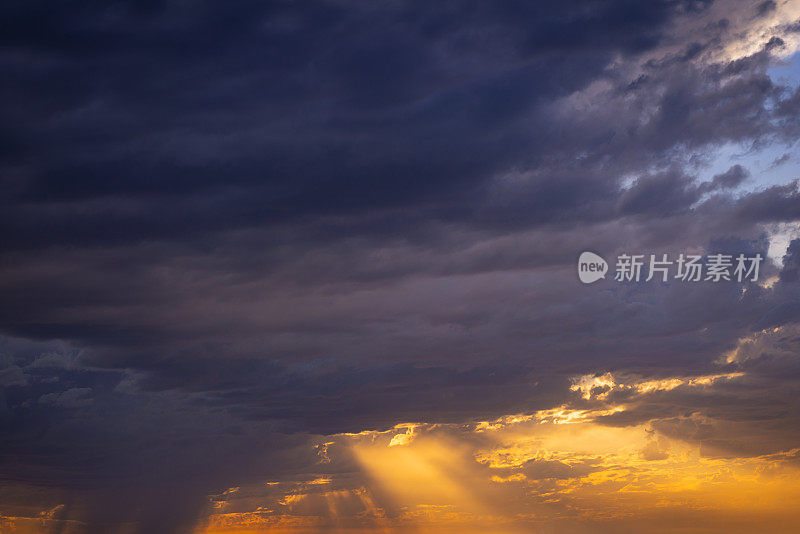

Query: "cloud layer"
(2, 1), (800, 532)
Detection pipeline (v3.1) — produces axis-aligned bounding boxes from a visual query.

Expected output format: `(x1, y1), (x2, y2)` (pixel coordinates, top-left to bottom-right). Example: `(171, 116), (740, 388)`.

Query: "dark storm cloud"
(735, 180), (800, 222)
(704, 164), (750, 190)
(618, 169), (700, 216)
(0, 0), (701, 251)
(756, 1), (777, 18)
(2, 0), (800, 532)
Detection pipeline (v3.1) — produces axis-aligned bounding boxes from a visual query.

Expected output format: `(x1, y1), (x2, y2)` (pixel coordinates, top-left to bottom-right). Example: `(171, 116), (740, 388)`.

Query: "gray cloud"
(2, 0), (800, 532)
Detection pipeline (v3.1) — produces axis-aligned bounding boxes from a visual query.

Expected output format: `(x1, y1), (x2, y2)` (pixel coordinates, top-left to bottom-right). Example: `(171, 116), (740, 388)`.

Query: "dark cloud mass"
(2, 1), (800, 533)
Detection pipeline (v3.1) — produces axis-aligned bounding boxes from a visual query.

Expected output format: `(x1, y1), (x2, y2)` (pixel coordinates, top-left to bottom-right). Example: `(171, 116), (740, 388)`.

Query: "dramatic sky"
(2, 1), (800, 533)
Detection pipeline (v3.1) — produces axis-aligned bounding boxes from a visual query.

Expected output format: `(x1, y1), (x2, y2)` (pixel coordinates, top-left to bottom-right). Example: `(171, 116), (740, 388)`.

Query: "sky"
(2, 1), (800, 533)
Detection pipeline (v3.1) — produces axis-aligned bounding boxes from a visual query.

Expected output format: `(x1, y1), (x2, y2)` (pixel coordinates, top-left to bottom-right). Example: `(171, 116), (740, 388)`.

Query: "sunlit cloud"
(570, 371), (745, 399)
(196, 366), (800, 533)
